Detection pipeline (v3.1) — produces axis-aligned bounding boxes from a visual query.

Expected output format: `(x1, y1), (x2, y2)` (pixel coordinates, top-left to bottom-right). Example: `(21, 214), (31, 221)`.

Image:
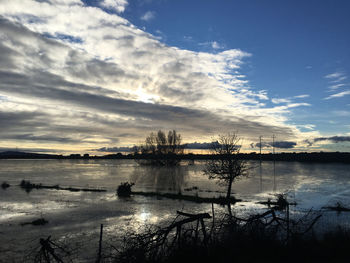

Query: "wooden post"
(195, 219), (199, 243)
(200, 219), (207, 240)
(177, 225), (182, 247)
(211, 203), (215, 226)
(286, 203), (290, 242)
(96, 224), (103, 263)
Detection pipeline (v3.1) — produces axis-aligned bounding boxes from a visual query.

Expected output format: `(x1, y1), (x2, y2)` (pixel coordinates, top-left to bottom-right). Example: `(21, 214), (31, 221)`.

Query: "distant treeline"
(0, 151), (349, 163)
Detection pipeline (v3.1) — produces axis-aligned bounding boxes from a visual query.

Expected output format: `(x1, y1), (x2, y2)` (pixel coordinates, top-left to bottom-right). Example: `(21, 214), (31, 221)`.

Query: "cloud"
(324, 71), (349, 99)
(305, 136), (350, 146)
(100, 0), (128, 13)
(199, 41), (224, 50)
(332, 110), (350, 117)
(97, 142), (223, 151)
(251, 141), (297, 149)
(141, 11), (156, 21)
(211, 41), (222, 49)
(0, 147), (62, 153)
(324, 71), (347, 83)
(325, 72), (343, 79)
(298, 124), (316, 130)
(325, 90), (350, 100)
(96, 146), (136, 152)
(293, 94), (309, 99)
(314, 136), (350, 143)
(329, 83), (346, 90)
(271, 98), (291, 104)
(271, 94), (309, 105)
(0, 1), (315, 152)
(185, 142), (214, 149)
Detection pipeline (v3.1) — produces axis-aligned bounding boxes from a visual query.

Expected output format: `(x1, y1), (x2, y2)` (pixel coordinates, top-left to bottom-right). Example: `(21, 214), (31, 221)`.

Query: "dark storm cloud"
(305, 136), (350, 146)
(95, 143), (215, 152)
(0, 147), (61, 153)
(185, 142), (214, 149)
(95, 146), (137, 152)
(3, 134), (79, 143)
(251, 141), (297, 149)
(0, 66), (294, 138)
(0, 111), (48, 131)
(315, 136), (350, 143)
(0, 43), (20, 70)
(0, 111), (116, 144)
(274, 141), (297, 148)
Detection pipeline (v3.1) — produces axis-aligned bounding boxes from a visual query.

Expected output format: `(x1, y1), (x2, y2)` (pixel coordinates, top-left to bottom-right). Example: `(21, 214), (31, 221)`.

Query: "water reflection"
(259, 160), (262, 192)
(273, 160), (276, 192)
(130, 165), (189, 193)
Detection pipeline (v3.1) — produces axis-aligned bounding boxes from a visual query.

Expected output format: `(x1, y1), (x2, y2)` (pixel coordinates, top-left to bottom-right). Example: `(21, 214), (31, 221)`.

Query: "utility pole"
(272, 134), (276, 191)
(259, 136), (263, 192)
(259, 136), (262, 156)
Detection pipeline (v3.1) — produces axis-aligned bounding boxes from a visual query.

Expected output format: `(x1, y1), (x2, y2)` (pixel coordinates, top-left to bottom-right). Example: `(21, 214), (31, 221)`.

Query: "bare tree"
(138, 130), (184, 165)
(204, 133), (248, 200)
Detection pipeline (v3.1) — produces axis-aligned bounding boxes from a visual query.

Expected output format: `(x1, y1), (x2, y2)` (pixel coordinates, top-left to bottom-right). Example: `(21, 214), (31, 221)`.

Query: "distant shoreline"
(0, 151), (349, 164)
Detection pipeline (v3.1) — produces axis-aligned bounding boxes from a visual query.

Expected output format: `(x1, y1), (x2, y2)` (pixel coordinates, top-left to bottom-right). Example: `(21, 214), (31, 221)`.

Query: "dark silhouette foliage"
(117, 182), (135, 197)
(204, 133), (248, 200)
(113, 206), (326, 263)
(137, 130), (185, 165)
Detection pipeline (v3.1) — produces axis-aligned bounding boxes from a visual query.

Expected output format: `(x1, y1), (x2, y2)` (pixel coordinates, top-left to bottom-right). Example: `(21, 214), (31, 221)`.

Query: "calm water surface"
(0, 159), (349, 261)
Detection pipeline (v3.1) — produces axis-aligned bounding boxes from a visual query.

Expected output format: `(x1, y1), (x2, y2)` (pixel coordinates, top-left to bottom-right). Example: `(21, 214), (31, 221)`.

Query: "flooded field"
(1, 159), (350, 261)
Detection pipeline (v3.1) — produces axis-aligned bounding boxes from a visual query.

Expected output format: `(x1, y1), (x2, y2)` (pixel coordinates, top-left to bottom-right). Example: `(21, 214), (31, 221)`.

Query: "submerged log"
(132, 191), (241, 204)
(21, 218), (49, 226)
(19, 180), (106, 193)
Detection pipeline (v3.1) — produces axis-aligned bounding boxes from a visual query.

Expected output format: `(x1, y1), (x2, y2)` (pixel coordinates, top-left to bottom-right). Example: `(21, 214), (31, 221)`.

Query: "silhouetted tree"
(138, 130), (184, 165)
(204, 133), (248, 200)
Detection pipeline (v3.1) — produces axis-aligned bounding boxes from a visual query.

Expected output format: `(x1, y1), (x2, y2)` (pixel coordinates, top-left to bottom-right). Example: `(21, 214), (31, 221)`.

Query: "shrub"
(117, 182), (135, 197)
(1, 182), (10, 189)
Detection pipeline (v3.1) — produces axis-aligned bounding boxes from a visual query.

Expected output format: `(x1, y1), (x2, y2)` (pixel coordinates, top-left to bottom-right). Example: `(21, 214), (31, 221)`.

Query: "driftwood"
(117, 210), (213, 263)
(152, 211), (211, 246)
(232, 207), (322, 241)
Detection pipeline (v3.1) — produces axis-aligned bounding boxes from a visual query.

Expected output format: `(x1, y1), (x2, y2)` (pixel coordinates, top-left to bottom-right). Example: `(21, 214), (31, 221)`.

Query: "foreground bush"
(111, 206), (350, 263)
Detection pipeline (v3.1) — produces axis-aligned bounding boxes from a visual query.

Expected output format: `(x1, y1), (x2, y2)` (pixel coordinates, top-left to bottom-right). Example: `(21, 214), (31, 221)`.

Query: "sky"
(0, 0), (349, 154)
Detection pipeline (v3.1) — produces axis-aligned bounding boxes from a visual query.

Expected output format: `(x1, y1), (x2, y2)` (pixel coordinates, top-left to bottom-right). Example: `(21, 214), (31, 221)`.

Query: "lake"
(1, 159), (350, 261)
